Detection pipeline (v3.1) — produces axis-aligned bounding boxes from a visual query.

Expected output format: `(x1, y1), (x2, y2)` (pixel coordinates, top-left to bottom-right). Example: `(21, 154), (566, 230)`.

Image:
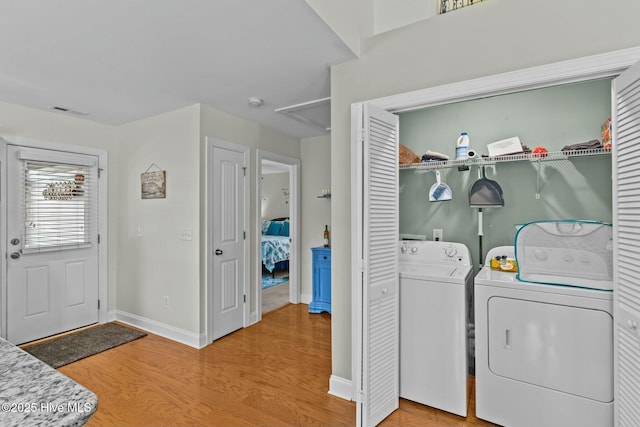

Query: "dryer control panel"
(399, 241), (471, 266)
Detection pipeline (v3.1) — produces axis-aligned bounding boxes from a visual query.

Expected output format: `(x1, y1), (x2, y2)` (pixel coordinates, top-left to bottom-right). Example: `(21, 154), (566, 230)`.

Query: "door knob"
(10, 252), (20, 259)
(215, 249), (223, 256)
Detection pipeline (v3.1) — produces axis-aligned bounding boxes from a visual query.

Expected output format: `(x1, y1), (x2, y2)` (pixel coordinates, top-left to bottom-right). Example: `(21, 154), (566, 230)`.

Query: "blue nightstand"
(309, 247), (331, 314)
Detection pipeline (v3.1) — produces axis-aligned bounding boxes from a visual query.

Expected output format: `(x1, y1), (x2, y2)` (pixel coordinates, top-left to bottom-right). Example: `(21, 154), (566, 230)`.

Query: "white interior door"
(353, 103), (399, 426)
(6, 146), (99, 344)
(613, 59), (640, 426)
(211, 143), (246, 341)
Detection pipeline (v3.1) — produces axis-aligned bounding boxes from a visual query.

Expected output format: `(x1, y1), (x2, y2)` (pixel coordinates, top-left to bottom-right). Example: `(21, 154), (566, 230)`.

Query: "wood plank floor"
(59, 304), (496, 426)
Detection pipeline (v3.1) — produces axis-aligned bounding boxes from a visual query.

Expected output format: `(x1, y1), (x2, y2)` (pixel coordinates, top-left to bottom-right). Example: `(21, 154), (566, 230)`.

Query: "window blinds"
(21, 161), (97, 252)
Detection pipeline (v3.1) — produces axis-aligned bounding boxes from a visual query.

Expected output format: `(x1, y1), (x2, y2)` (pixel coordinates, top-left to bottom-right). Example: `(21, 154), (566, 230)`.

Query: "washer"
(475, 246), (613, 427)
(398, 240), (473, 417)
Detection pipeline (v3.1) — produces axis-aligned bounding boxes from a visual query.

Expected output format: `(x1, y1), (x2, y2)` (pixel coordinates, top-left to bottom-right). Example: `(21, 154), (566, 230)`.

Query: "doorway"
(1, 138), (108, 344)
(256, 150), (300, 321)
(351, 49), (640, 425)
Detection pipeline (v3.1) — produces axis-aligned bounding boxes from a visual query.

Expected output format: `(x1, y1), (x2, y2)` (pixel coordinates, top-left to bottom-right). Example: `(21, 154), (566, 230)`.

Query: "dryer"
(475, 245), (613, 427)
(398, 240), (473, 417)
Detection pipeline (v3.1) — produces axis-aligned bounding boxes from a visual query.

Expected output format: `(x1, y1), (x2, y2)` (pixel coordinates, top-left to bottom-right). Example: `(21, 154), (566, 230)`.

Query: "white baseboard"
(328, 375), (353, 401)
(301, 293), (312, 305)
(110, 309), (205, 349)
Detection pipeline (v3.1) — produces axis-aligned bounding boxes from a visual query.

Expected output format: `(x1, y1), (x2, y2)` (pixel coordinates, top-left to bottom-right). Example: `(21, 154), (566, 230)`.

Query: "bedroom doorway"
(257, 151), (300, 320)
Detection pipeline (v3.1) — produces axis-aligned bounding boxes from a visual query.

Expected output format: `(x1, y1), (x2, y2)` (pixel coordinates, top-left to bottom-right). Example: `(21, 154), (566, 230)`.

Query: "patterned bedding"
(261, 235), (290, 273)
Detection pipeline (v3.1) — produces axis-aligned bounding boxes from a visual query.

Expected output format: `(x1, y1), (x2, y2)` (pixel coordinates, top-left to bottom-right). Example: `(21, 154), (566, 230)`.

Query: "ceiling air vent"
(49, 105), (88, 116)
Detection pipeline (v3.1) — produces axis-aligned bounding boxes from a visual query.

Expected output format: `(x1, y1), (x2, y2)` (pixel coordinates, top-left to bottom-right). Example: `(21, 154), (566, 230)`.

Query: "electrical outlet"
(433, 229), (443, 242)
(180, 228), (192, 241)
(163, 296), (169, 309)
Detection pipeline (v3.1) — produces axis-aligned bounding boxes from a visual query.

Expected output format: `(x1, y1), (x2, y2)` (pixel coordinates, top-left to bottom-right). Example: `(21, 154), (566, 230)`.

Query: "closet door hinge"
(243, 294), (246, 303)
(360, 128), (366, 143)
(98, 168), (103, 178)
(97, 234), (101, 244)
(242, 166), (246, 177)
(243, 231), (246, 240)
(98, 299), (101, 310)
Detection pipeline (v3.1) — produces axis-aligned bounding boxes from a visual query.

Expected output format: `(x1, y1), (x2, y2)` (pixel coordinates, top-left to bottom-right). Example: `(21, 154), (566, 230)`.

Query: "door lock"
(215, 249), (223, 256)
(10, 238), (19, 246)
(10, 252), (21, 260)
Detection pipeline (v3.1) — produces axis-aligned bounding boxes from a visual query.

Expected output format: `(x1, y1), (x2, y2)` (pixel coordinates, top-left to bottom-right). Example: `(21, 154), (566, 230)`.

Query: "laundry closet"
(395, 78), (614, 421)
(353, 49), (640, 427)
(398, 78), (613, 267)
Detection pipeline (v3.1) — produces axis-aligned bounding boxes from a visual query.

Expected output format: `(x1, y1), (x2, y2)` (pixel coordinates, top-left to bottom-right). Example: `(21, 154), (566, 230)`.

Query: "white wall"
(305, 0), (369, 56)
(301, 135), (331, 302)
(373, 0), (437, 35)
(116, 105), (201, 335)
(330, 0), (640, 387)
(261, 173), (290, 220)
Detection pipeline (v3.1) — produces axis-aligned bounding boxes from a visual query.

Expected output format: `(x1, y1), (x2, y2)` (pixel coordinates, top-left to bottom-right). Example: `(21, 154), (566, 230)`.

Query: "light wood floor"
(59, 304), (496, 426)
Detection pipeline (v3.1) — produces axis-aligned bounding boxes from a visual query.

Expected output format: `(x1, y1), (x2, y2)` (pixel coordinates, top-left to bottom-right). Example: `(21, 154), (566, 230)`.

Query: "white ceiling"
(0, 1), (356, 138)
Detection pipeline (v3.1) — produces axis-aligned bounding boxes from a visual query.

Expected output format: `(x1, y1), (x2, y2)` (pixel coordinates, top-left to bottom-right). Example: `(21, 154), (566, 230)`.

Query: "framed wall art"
(141, 164), (166, 199)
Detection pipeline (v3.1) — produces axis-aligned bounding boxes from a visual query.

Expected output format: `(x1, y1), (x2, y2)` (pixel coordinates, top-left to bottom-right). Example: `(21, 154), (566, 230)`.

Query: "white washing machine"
(398, 240), (473, 417)
(475, 245), (613, 427)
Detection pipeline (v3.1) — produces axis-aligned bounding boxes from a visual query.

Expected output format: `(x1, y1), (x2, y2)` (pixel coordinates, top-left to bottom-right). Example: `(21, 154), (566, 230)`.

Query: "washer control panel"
(399, 240), (471, 266)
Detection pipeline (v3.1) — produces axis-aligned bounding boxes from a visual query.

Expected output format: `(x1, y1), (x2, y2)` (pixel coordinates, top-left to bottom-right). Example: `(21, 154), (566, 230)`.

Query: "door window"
(22, 161), (96, 252)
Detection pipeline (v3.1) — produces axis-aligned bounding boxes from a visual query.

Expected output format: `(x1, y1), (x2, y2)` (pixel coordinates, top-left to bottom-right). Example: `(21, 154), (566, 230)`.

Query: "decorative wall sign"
(141, 164), (166, 199)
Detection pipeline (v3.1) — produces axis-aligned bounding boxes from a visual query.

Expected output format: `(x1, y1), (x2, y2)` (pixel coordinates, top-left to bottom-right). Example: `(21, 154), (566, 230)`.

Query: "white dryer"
(398, 240), (473, 417)
(475, 244), (613, 427)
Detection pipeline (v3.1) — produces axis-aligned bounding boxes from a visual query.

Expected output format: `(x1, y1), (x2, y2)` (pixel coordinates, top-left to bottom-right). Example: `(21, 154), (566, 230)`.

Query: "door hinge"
(98, 168), (103, 178)
(98, 299), (101, 310)
(242, 166), (246, 177)
(360, 258), (366, 272)
(97, 234), (101, 244)
(243, 294), (246, 303)
(243, 231), (246, 240)
(360, 128), (366, 143)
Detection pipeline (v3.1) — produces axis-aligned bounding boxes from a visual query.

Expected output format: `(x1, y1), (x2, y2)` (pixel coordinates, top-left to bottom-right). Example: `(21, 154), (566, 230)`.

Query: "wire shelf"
(399, 148), (611, 171)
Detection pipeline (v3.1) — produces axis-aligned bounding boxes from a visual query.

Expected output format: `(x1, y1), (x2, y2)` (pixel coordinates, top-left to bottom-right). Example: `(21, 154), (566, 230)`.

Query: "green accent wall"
(399, 79), (613, 270)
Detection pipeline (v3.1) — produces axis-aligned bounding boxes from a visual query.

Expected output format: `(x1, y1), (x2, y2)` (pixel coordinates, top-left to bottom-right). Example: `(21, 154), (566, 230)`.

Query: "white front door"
(6, 146), (99, 344)
(211, 143), (246, 341)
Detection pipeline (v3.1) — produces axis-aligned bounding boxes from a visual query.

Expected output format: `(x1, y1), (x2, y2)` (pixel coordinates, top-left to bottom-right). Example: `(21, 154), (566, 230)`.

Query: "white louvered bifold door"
(613, 59), (640, 427)
(355, 103), (399, 427)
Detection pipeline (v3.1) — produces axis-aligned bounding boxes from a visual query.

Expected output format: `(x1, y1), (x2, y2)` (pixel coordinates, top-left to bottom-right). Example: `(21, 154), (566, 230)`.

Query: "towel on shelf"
(399, 144), (421, 165)
(421, 150), (450, 162)
(561, 139), (602, 151)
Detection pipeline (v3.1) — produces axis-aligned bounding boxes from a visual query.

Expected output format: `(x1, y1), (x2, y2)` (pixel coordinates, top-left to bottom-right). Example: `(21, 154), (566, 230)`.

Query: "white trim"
(350, 103), (365, 406)
(300, 293), (312, 305)
(329, 375), (354, 401)
(110, 309), (205, 349)
(206, 137), (250, 344)
(256, 150), (301, 322)
(0, 136), (108, 339)
(371, 45), (640, 113)
(17, 147), (97, 166)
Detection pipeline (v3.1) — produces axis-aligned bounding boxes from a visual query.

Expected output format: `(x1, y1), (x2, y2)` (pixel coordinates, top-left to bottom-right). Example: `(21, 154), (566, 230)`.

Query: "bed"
(261, 218), (290, 275)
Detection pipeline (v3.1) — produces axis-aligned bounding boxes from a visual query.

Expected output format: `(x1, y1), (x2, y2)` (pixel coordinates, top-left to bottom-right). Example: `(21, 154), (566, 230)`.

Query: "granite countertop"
(0, 337), (98, 427)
